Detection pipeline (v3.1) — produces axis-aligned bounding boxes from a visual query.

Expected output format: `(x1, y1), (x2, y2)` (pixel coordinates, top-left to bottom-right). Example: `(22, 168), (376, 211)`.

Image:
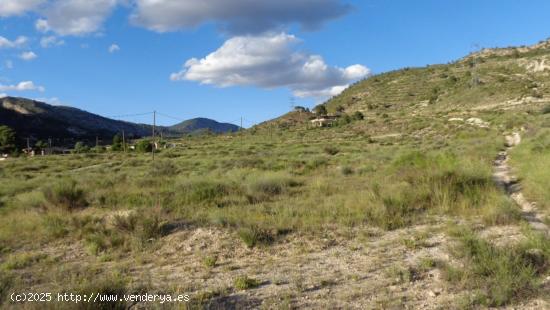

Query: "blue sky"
(1, 0), (550, 126)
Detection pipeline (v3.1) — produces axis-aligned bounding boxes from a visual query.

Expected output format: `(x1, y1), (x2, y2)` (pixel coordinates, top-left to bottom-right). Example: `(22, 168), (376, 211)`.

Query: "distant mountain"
(168, 118), (240, 134)
(0, 97), (239, 145)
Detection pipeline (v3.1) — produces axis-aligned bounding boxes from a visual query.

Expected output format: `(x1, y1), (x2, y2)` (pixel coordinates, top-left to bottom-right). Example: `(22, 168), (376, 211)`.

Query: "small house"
(310, 115), (339, 127)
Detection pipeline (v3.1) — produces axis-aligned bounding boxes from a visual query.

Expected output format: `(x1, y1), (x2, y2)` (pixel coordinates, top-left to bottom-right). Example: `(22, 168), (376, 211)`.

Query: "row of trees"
(73, 134), (154, 154)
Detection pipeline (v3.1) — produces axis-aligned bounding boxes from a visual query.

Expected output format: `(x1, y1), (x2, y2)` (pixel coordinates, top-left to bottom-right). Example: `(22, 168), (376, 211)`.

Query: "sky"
(1, 0), (550, 126)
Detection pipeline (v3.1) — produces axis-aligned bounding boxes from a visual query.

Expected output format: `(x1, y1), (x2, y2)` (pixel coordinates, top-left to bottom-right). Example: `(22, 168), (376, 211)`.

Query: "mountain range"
(0, 97), (240, 144)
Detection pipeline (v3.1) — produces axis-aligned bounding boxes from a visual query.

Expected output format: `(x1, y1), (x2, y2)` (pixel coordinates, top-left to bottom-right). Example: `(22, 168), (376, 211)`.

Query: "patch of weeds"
(238, 227), (275, 248)
(1, 252), (47, 270)
(323, 146), (340, 156)
(43, 214), (70, 239)
(340, 166), (354, 176)
(43, 179), (87, 211)
(178, 179), (232, 204)
(482, 199), (522, 226)
(203, 256), (218, 268)
(246, 173), (300, 203)
(445, 226), (548, 307)
(386, 265), (421, 284)
(234, 276), (260, 290)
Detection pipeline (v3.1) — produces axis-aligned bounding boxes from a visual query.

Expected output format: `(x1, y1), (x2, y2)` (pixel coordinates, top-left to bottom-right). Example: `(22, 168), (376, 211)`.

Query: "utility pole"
(240, 117), (243, 131)
(122, 130), (126, 153)
(26, 137), (30, 150)
(48, 138), (52, 155)
(152, 111), (156, 160)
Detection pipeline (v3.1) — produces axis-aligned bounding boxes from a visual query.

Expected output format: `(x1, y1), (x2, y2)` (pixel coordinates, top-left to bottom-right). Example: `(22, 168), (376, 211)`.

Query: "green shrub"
(234, 276), (260, 290)
(73, 142), (90, 154)
(203, 256), (218, 268)
(238, 227), (275, 248)
(341, 166), (354, 176)
(43, 214), (70, 238)
(1, 253), (46, 270)
(246, 174), (299, 202)
(43, 180), (88, 211)
(542, 105), (550, 114)
(445, 227), (546, 307)
(323, 146), (339, 156)
(178, 179), (232, 204)
(135, 140), (153, 153)
(150, 160), (178, 176)
(352, 111), (365, 120)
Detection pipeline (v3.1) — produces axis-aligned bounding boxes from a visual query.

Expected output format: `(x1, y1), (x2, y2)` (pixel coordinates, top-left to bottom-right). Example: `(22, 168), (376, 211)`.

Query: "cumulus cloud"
(0, 36), (28, 49)
(108, 43), (120, 53)
(171, 33), (369, 98)
(40, 36), (65, 48)
(0, 0), (45, 17)
(0, 81), (45, 92)
(20, 51), (38, 61)
(37, 0), (118, 36)
(131, 0), (351, 34)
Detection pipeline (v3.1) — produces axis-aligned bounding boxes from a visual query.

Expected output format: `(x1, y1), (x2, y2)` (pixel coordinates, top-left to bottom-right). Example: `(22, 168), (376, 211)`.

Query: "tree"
(313, 105), (327, 115)
(135, 139), (152, 153)
(0, 125), (16, 154)
(35, 140), (48, 151)
(352, 111), (365, 121)
(112, 133), (123, 151)
(73, 142), (90, 154)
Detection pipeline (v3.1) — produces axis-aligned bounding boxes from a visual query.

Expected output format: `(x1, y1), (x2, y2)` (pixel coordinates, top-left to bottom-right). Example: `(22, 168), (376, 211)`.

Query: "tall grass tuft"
(43, 179), (88, 211)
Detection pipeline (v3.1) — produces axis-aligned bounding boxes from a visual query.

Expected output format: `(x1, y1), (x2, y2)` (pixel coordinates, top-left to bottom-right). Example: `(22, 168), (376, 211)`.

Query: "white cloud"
(0, 36), (28, 49)
(0, 93), (7, 98)
(108, 43), (120, 53)
(0, 81), (45, 92)
(40, 36), (65, 48)
(171, 33), (369, 98)
(0, 0), (45, 17)
(4, 60), (14, 69)
(20, 51), (38, 61)
(131, 0), (351, 34)
(38, 0), (118, 36)
(35, 97), (63, 105)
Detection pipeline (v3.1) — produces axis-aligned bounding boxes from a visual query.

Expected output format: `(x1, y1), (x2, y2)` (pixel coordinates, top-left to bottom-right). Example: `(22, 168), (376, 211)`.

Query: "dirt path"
(493, 132), (550, 236)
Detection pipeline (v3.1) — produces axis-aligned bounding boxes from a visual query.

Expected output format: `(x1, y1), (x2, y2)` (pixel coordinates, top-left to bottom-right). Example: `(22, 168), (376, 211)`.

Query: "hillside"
(322, 38), (550, 116)
(0, 40), (549, 309)
(0, 97), (152, 142)
(0, 97), (240, 144)
(169, 117), (240, 134)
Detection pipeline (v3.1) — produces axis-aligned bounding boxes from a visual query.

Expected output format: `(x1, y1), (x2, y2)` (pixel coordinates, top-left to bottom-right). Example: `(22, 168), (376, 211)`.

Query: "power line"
(108, 112), (154, 119)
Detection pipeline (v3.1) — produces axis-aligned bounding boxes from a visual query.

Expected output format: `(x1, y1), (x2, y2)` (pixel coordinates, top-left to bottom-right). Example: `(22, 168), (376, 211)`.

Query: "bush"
(150, 160), (178, 176)
(313, 105), (327, 115)
(0, 125), (16, 154)
(43, 180), (88, 211)
(352, 111), (365, 121)
(445, 227), (546, 307)
(323, 146), (340, 156)
(135, 140), (153, 153)
(246, 174), (299, 203)
(234, 276), (260, 290)
(238, 227), (275, 248)
(542, 105), (550, 114)
(111, 134), (123, 152)
(73, 142), (90, 154)
(178, 179), (232, 204)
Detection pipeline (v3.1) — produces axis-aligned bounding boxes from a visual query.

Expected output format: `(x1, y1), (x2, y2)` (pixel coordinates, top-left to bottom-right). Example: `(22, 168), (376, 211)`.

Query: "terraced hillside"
(0, 41), (550, 309)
